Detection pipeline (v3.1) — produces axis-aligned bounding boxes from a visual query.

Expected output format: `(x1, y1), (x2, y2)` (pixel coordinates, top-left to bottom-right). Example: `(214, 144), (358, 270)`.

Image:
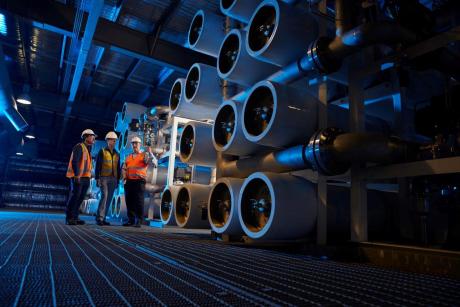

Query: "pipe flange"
(306, 37), (341, 74)
(305, 127), (350, 176)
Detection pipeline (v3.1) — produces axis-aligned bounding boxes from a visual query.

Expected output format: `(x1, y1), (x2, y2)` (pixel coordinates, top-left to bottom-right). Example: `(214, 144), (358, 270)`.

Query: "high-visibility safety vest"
(125, 152), (148, 180)
(100, 148), (119, 178)
(66, 143), (92, 178)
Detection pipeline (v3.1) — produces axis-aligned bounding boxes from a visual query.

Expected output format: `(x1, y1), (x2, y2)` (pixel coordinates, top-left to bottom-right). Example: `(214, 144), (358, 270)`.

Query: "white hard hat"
(105, 131), (118, 140)
(81, 129), (97, 139)
(131, 136), (142, 143)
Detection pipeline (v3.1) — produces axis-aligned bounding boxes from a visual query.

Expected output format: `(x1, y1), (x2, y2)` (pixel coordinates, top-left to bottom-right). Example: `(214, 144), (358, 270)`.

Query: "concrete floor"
(0, 210), (459, 306)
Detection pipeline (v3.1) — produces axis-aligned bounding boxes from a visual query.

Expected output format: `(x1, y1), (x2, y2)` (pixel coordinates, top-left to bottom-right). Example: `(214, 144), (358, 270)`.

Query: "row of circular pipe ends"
(166, 0), (326, 241)
(161, 173), (316, 241)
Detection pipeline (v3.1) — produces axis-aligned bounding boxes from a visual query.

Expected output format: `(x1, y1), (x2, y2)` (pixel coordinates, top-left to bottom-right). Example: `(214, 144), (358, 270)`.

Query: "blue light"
(4, 109), (22, 131)
(380, 62), (394, 71)
(157, 67), (174, 86)
(0, 14), (7, 36)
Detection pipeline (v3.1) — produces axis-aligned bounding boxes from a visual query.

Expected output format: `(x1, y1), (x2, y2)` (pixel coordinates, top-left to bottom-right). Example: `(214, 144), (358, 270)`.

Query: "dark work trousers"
(124, 179), (145, 223)
(66, 177), (90, 221)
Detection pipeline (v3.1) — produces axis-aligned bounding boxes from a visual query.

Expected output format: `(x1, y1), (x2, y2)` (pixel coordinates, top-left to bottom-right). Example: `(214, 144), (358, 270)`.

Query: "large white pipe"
(242, 80), (318, 148)
(184, 63), (222, 108)
(175, 184), (211, 229)
(220, 0), (262, 23)
(86, 199), (100, 216)
(208, 178), (245, 236)
(179, 121), (217, 167)
(116, 194), (127, 219)
(187, 10), (226, 57)
(169, 78), (217, 120)
(212, 100), (269, 156)
(121, 127), (139, 152)
(160, 185), (180, 225)
(114, 112), (125, 132)
(121, 102), (147, 124)
(238, 172), (317, 240)
(218, 29), (278, 87)
(246, 0), (318, 66)
(108, 194), (117, 218)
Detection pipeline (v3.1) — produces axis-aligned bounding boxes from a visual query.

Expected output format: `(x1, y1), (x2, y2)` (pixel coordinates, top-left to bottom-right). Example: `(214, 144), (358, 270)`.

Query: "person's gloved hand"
(96, 179), (101, 187)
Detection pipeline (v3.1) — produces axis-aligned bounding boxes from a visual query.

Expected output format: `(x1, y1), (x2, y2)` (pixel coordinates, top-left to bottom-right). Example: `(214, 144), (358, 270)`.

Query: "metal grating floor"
(0, 211), (459, 306)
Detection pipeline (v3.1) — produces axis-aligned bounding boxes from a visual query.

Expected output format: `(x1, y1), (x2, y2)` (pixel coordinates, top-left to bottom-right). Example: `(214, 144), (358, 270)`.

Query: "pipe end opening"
(214, 104), (236, 148)
(244, 85), (274, 137)
(248, 5), (277, 53)
(209, 183), (232, 228)
(241, 178), (272, 233)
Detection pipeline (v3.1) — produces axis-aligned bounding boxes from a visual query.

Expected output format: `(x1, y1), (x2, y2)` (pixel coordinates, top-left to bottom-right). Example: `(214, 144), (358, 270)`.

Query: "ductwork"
(242, 80), (318, 148)
(175, 184), (211, 229)
(238, 172), (317, 240)
(246, 0), (318, 66)
(185, 63), (222, 108)
(208, 177), (245, 235)
(179, 121), (216, 167)
(218, 29), (278, 87)
(169, 78), (217, 120)
(219, 0), (261, 23)
(0, 45), (28, 135)
(188, 10), (226, 57)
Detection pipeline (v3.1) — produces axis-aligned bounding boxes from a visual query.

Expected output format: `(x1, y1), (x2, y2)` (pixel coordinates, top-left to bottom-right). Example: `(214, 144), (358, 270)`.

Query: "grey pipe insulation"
(218, 127), (419, 178)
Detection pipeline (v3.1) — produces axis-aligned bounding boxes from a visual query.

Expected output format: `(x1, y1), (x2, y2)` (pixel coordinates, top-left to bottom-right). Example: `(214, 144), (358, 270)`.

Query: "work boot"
(96, 220), (104, 226)
(122, 221), (134, 227)
(133, 222), (141, 228)
(76, 219), (86, 225)
(102, 221), (111, 226)
(66, 219), (77, 226)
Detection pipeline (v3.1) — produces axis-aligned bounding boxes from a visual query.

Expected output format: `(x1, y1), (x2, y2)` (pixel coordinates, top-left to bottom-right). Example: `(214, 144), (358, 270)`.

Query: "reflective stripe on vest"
(66, 143), (92, 178)
(125, 153), (147, 180)
(100, 148), (119, 177)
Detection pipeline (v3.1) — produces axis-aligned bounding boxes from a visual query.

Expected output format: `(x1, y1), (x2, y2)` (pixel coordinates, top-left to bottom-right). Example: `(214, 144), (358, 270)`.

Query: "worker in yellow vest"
(65, 129), (96, 225)
(95, 131), (120, 226)
(122, 136), (153, 227)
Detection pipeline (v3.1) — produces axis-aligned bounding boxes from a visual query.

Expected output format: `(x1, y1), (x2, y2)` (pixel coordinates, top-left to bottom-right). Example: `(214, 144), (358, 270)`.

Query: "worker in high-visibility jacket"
(122, 136), (153, 227)
(65, 129), (96, 225)
(94, 131), (120, 226)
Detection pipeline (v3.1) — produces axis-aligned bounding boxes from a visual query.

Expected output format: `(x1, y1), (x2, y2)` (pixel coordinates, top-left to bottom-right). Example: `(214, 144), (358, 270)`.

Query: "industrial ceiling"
(0, 0), (218, 160)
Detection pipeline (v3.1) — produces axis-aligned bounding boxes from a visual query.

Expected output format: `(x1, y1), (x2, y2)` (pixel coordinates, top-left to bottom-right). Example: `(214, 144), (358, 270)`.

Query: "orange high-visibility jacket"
(66, 143), (92, 178)
(124, 152), (148, 180)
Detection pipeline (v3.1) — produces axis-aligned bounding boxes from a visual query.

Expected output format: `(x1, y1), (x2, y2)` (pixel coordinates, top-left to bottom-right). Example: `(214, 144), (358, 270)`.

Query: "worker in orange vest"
(122, 136), (153, 227)
(65, 129), (96, 225)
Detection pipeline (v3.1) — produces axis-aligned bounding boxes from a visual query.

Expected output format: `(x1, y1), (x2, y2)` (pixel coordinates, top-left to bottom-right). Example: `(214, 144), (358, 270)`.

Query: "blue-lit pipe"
(218, 128), (417, 178)
(230, 22), (417, 101)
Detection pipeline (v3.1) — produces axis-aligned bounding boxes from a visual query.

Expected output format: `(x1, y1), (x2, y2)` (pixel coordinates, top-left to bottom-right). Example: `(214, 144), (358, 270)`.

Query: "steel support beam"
(0, 0), (215, 73)
(106, 0), (181, 109)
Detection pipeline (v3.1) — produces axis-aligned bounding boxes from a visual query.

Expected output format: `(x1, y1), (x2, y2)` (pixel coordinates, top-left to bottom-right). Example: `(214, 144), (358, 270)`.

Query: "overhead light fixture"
(25, 125), (36, 139)
(16, 84), (32, 105)
(15, 152), (23, 156)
